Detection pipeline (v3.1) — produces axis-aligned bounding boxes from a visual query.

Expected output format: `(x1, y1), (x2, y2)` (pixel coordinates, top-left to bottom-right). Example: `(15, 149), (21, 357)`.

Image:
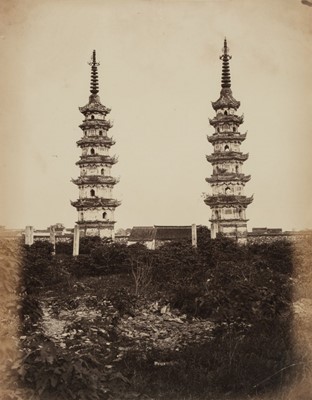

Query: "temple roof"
(128, 225), (195, 242)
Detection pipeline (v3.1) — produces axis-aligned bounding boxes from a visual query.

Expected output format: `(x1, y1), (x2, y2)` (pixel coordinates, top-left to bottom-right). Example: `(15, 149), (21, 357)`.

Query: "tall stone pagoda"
(71, 50), (120, 239)
(204, 39), (253, 243)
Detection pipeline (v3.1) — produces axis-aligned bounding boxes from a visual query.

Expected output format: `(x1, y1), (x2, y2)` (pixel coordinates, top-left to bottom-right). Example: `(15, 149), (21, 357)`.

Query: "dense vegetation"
(13, 229), (312, 399)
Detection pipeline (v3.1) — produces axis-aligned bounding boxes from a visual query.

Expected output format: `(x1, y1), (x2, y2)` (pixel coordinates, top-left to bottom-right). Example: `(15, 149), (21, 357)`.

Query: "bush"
(55, 240), (73, 255)
(91, 242), (129, 274)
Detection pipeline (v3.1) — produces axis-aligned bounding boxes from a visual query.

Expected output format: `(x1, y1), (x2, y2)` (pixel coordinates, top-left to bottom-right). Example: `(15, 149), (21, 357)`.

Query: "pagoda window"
(224, 145), (229, 152)
(224, 110), (228, 115)
(225, 187), (231, 195)
(90, 148), (95, 155)
(217, 127), (220, 133)
(103, 212), (107, 219)
(91, 115), (95, 120)
(90, 189), (95, 197)
(99, 130), (103, 136)
(101, 168), (104, 175)
(84, 131), (87, 136)
(233, 126), (236, 132)
(80, 212), (84, 221)
(235, 165), (239, 173)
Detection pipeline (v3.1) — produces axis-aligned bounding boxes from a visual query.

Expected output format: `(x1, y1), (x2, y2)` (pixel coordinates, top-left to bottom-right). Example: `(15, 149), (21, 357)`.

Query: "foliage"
(127, 243), (154, 296)
(107, 287), (137, 317)
(55, 240), (73, 255)
(79, 236), (106, 255)
(90, 242), (129, 274)
(18, 235), (304, 399)
(19, 334), (110, 400)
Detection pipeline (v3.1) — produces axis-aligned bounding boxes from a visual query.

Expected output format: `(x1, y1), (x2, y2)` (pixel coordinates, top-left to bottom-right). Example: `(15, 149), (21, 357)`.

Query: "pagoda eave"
(206, 174), (251, 184)
(204, 195), (253, 207)
(79, 120), (113, 130)
(72, 177), (119, 186)
(209, 114), (244, 127)
(71, 198), (121, 209)
(207, 132), (247, 143)
(206, 152), (249, 163)
(211, 88), (240, 111)
(77, 138), (116, 147)
(79, 102), (111, 115)
(76, 155), (118, 166)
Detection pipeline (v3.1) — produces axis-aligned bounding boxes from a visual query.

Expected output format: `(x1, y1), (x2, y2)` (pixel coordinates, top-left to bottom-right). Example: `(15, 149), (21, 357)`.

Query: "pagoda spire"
(89, 50), (100, 95)
(220, 38), (232, 89)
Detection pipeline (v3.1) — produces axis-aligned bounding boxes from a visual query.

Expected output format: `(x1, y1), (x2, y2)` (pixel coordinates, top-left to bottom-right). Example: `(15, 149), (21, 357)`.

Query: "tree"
(127, 244), (154, 296)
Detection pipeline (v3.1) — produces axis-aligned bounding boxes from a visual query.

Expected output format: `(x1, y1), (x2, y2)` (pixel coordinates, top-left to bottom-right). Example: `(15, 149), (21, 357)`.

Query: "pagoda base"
(78, 221), (115, 240)
(211, 220), (248, 244)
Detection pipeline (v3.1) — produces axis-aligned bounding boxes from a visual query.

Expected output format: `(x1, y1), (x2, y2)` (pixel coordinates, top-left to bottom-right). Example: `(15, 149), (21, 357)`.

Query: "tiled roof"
(128, 225), (194, 242)
(154, 226), (192, 241)
(128, 227), (155, 241)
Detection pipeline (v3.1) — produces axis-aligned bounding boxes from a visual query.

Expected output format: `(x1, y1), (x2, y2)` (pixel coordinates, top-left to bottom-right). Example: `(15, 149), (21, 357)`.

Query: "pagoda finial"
(88, 50), (100, 95)
(220, 37), (232, 89)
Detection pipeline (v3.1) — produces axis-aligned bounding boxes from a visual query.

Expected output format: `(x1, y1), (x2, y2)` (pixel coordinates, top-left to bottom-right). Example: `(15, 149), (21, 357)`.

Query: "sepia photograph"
(0, 0), (312, 399)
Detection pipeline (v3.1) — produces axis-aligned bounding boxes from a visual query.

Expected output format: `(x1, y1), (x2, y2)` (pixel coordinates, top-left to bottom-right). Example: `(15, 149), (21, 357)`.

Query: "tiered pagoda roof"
(207, 132), (247, 143)
(206, 151), (249, 163)
(72, 176), (119, 186)
(79, 119), (113, 130)
(206, 173), (251, 184)
(76, 155), (118, 166)
(204, 194), (253, 207)
(77, 136), (116, 147)
(209, 113), (244, 127)
(71, 198), (121, 209)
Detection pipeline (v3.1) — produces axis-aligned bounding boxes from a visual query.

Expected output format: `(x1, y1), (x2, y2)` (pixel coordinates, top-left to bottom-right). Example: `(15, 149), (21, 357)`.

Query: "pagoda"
(204, 39), (253, 244)
(71, 50), (120, 239)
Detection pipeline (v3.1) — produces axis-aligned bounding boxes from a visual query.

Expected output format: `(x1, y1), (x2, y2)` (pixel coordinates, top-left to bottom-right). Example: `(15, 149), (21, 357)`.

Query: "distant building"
(71, 50), (121, 239)
(128, 225), (198, 249)
(204, 39), (253, 244)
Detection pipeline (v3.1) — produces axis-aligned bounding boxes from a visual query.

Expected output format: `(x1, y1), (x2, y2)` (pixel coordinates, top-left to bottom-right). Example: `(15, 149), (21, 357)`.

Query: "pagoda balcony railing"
(71, 197), (121, 209)
(77, 219), (116, 226)
(206, 151), (248, 163)
(207, 132), (247, 143)
(72, 176), (119, 186)
(209, 114), (244, 127)
(76, 136), (116, 146)
(76, 155), (118, 166)
(204, 194), (253, 206)
(206, 173), (251, 183)
(209, 217), (248, 223)
(79, 119), (113, 130)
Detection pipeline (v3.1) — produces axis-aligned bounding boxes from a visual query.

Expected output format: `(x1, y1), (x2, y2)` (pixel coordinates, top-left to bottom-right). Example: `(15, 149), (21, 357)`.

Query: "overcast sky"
(1, 0), (311, 231)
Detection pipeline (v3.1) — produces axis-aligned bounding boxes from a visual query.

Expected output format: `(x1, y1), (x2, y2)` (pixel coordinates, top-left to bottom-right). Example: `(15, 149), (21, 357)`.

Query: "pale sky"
(1, 0), (311, 231)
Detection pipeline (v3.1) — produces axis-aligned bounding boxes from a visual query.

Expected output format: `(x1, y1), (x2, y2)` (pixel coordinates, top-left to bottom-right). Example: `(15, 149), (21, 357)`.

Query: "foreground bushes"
(19, 233), (301, 398)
